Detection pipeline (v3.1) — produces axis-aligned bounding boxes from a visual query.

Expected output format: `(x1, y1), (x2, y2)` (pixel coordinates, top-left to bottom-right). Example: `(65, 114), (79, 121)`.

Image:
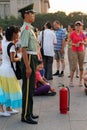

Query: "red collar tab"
(25, 25), (29, 30)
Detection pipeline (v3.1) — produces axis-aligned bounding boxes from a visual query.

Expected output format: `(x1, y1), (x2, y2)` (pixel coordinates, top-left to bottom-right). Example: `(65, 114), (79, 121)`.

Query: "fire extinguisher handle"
(66, 86), (70, 111)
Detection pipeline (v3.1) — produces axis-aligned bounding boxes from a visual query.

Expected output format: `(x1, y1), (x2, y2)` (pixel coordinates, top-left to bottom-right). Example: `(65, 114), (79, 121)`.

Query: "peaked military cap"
(18, 3), (36, 14)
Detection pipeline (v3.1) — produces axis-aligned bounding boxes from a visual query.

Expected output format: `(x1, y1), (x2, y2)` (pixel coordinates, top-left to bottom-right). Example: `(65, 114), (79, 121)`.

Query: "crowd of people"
(0, 3), (87, 125)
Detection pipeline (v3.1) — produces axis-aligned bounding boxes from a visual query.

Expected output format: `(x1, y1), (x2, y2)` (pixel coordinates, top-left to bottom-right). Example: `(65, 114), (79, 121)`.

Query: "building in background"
(0, 0), (10, 19)
(0, 0), (50, 19)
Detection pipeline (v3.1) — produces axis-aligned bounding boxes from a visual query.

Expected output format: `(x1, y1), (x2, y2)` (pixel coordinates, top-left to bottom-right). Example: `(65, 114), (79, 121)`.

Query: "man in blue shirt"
(53, 20), (66, 77)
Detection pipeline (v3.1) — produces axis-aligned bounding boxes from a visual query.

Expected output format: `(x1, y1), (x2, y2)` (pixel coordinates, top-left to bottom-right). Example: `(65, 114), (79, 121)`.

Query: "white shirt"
(39, 29), (57, 56)
(2, 40), (15, 65)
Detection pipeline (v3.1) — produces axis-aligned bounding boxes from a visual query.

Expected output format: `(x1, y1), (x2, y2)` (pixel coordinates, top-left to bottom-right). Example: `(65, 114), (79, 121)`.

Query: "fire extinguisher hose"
(66, 86), (70, 111)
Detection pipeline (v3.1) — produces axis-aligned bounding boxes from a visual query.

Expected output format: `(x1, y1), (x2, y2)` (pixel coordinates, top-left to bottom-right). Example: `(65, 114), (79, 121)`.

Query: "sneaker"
(7, 109), (19, 114)
(0, 111), (11, 117)
(53, 70), (59, 76)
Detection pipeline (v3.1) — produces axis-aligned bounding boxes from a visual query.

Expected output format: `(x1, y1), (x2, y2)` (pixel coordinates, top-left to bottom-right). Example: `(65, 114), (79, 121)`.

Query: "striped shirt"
(54, 28), (66, 50)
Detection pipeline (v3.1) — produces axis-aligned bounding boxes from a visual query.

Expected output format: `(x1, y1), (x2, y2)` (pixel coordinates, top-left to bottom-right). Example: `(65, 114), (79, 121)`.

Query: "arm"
(60, 39), (66, 53)
(10, 52), (21, 62)
(81, 38), (87, 46)
(21, 27), (32, 78)
(60, 30), (66, 53)
(38, 77), (49, 85)
(68, 34), (80, 47)
(22, 47), (32, 78)
(10, 45), (21, 62)
(53, 32), (57, 45)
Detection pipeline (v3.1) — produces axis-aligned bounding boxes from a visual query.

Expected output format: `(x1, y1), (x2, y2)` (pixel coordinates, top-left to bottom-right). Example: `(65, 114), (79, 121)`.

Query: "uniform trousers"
(21, 55), (37, 120)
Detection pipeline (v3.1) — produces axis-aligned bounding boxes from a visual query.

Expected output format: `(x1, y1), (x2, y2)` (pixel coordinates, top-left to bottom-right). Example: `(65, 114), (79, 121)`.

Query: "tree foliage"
(0, 11), (87, 30)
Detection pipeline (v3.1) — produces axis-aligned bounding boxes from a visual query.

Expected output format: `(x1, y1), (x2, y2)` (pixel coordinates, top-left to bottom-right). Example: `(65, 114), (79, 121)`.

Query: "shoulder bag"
(7, 43), (22, 80)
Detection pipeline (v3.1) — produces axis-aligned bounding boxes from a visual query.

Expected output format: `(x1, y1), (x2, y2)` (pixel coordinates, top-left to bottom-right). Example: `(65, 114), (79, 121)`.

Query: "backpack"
(7, 43), (22, 80)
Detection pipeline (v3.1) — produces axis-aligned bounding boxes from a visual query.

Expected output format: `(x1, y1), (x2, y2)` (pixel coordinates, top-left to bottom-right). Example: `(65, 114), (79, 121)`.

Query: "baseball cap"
(75, 21), (83, 26)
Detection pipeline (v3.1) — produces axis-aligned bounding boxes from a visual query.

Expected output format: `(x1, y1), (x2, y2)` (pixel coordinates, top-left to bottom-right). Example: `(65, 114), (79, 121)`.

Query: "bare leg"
(69, 70), (75, 87)
(79, 70), (83, 86)
(61, 59), (65, 72)
(0, 105), (3, 112)
(76, 64), (79, 77)
(57, 59), (60, 71)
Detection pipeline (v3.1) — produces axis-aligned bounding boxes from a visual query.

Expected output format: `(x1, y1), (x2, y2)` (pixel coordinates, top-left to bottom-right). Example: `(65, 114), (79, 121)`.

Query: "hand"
(78, 41), (84, 45)
(26, 66), (32, 78)
(60, 48), (64, 54)
(18, 57), (21, 61)
(46, 82), (50, 85)
(75, 43), (80, 47)
(50, 87), (56, 92)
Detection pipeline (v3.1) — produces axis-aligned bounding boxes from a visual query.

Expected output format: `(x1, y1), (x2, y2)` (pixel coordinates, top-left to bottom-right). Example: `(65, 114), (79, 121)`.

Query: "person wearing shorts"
(69, 21), (87, 87)
(53, 20), (66, 77)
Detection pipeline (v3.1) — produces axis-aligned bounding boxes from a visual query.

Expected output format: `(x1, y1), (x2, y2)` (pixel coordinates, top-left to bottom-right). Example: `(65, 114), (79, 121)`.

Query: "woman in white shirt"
(0, 26), (22, 117)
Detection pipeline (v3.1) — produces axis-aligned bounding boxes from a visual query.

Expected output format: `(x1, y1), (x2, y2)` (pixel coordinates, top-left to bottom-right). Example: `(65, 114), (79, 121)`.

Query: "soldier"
(18, 4), (39, 124)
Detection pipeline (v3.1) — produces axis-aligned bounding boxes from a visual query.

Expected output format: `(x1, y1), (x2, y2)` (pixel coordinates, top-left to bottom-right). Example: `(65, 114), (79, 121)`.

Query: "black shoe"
(68, 75), (71, 78)
(45, 91), (56, 96)
(53, 70), (59, 76)
(58, 71), (64, 77)
(76, 75), (79, 78)
(47, 77), (53, 80)
(21, 118), (38, 124)
(31, 114), (39, 119)
(85, 88), (87, 95)
(84, 82), (87, 88)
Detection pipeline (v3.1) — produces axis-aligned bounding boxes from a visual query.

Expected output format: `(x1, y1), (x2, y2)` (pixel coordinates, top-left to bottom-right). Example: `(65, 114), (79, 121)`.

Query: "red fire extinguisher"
(59, 84), (70, 114)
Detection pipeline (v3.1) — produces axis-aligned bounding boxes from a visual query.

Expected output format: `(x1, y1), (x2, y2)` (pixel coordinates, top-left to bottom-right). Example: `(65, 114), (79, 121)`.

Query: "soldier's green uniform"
(18, 4), (38, 123)
(21, 22), (38, 120)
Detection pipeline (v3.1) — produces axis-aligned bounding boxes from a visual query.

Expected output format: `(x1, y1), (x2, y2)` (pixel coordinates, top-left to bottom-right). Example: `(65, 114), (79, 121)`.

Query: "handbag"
(7, 43), (22, 80)
(40, 47), (44, 57)
(40, 30), (44, 57)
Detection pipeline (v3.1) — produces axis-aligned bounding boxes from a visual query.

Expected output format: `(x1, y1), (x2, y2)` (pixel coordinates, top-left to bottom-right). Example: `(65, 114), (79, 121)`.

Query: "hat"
(18, 3), (36, 14)
(75, 21), (83, 26)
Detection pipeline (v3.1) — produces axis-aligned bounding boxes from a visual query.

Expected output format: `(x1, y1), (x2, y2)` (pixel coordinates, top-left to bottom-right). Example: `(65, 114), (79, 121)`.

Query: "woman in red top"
(69, 21), (87, 87)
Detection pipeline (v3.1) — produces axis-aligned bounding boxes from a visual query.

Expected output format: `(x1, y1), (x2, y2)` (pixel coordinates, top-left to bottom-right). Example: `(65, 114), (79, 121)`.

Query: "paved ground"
(0, 46), (87, 130)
